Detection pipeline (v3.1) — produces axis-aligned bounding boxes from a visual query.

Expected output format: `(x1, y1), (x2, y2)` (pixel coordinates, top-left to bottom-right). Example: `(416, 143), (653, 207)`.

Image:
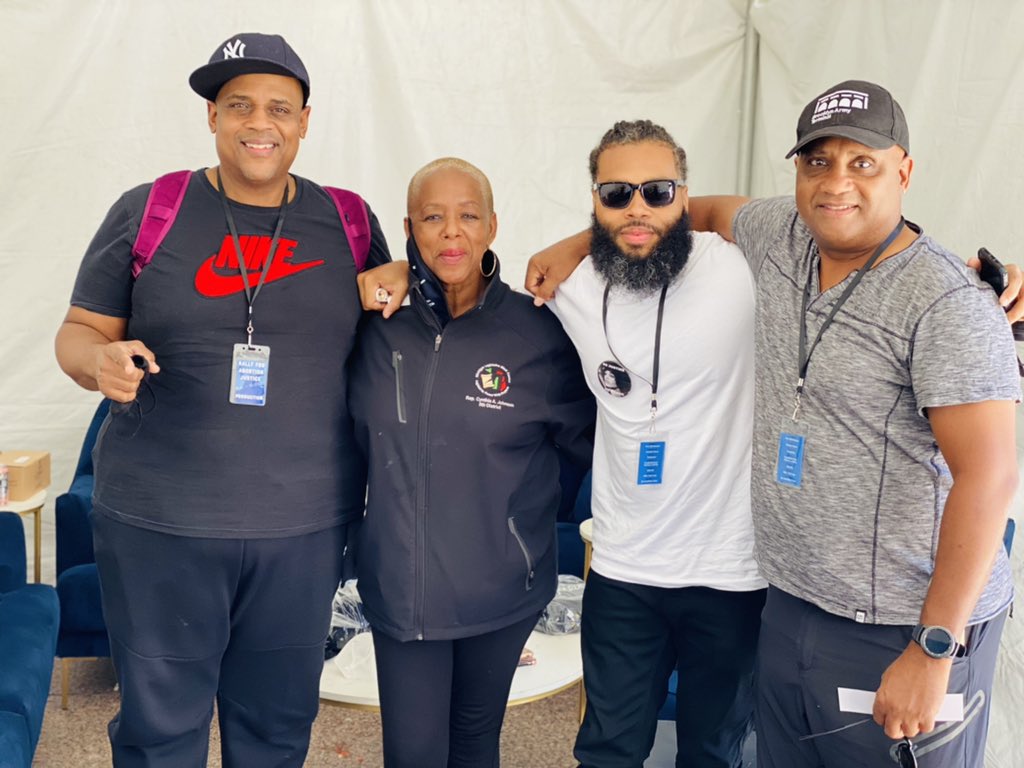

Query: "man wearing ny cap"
(55, 33), (390, 766)
(526, 80), (1020, 767)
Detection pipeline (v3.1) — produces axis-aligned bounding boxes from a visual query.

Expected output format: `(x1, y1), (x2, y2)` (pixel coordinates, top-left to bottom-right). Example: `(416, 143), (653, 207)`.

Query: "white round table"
(320, 629), (583, 718)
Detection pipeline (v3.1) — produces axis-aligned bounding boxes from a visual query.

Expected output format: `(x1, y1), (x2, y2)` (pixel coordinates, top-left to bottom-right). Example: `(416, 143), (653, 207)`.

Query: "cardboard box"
(0, 450), (51, 502)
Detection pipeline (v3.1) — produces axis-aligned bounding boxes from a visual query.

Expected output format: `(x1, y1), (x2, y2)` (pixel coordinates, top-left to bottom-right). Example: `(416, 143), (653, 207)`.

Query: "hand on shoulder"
(358, 261), (409, 318)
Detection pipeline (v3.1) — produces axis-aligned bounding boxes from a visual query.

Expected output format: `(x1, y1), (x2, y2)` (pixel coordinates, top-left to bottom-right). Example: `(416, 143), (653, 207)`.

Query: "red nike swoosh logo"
(194, 237), (325, 298)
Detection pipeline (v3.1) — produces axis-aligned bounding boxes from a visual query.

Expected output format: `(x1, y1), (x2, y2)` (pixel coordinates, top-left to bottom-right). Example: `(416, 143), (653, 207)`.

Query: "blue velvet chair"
(0, 512), (59, 766)
(556, 467), (593, 578)
(54, 398), (111, 709)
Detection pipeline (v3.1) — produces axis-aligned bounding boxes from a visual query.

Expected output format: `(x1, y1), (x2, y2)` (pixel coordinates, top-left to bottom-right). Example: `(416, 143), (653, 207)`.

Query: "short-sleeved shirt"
(71, 171), (390, 537)
(733, 196), (1020, 625)
(549, 232), (765, 591)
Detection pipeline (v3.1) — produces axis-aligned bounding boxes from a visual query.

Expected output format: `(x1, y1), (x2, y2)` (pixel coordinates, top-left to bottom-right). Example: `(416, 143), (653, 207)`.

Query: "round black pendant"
(597, 360), (631, 397)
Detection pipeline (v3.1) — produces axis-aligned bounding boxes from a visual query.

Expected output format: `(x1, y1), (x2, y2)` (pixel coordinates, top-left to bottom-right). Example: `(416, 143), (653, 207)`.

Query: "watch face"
(920, 626), (955, 657)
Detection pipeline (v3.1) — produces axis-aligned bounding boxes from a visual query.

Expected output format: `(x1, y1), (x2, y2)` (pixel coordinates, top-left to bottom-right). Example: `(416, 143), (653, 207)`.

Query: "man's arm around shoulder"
(688, 195), (750, 243)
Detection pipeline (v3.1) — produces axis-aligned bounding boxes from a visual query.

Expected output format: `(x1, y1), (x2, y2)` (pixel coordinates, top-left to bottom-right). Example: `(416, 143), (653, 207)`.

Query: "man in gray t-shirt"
(524, 79), (1021, 768)
(694, 80), (1020, 768)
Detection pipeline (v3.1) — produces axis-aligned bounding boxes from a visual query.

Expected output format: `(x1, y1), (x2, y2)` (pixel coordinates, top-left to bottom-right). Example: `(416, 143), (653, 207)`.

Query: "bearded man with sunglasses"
(544, 120), (767, 768)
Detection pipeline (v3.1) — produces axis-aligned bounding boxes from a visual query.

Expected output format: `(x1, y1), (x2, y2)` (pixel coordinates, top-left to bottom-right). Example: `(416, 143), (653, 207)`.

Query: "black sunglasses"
(890, 738), (917, 767)
(592, 179), (684, 209)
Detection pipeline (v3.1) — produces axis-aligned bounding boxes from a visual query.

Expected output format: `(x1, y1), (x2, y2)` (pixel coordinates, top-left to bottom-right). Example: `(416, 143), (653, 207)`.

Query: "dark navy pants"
(371, 612), (539, 768)
(574, 570), (766, 768)
(92, 513), (346, 768)
(755, 586), (1007, 768)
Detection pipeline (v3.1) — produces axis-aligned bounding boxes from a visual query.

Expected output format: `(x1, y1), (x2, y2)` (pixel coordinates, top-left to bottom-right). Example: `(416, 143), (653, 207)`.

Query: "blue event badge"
(637, 432), (667, 486)
(775, 428), (806, 488)
(229, 344), (271, 406)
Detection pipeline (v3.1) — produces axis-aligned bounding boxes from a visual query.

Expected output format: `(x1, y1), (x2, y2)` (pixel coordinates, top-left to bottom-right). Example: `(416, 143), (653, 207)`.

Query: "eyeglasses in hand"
(890, 738), (917, 767)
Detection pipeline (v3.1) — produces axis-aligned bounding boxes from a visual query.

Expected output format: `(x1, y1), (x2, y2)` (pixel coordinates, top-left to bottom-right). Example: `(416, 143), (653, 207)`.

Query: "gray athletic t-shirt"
(733, 196), (1020, 625)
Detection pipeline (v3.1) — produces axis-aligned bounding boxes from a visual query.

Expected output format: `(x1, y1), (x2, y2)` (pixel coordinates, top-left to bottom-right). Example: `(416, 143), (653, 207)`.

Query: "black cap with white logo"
(189, 33), (310, 105)
(786, 79), (909, 158)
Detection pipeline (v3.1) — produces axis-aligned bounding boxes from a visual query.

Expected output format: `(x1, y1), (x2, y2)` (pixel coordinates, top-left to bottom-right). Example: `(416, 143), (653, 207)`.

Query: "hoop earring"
(480, 250), (498, 278)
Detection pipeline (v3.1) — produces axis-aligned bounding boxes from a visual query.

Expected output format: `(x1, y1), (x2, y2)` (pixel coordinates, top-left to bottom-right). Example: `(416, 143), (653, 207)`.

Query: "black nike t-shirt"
(71, 171), (391, 537)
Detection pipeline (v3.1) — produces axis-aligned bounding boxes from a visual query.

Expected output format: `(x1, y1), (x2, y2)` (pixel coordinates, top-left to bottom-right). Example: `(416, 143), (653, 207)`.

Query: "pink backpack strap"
(324, 186), (371, 272)
(131, 170), (192, 278)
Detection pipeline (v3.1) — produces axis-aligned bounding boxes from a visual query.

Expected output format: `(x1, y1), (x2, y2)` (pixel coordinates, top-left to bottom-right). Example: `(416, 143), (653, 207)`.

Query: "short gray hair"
(407, 157), (494, 215)
(588, 120), (687, 182)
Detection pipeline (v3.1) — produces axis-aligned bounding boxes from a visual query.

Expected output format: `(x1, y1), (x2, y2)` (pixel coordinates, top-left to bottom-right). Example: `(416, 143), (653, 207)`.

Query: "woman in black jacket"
(348, 157), (594, 767)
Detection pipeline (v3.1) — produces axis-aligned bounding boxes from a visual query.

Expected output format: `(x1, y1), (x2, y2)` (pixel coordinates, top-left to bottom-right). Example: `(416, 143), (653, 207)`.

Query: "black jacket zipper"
(409, 282), (498, 636)
(391, 350), (407, 424)
(412, 285), (446, 639)
(507, 517), (536, 591)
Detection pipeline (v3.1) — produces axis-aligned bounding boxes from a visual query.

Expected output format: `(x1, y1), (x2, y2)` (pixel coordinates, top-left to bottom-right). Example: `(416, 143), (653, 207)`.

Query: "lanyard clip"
(791, 377), (805, 422)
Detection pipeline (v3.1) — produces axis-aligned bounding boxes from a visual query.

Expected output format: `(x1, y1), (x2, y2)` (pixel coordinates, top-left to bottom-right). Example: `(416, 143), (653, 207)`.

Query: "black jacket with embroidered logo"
(348, 254), (594, 642)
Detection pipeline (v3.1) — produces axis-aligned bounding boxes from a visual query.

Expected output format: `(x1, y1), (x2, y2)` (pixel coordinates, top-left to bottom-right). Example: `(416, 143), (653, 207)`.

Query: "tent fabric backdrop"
(2, 2), (1022, 765)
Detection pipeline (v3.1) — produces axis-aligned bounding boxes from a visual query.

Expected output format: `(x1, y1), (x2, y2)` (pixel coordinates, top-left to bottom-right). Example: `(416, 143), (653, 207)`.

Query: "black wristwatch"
(911, 624), (967, 659)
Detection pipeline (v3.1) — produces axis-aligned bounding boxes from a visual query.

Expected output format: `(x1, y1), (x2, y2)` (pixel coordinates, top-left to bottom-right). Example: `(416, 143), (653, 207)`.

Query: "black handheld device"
(978, 247), (1009, 294)
(978, 248), (1024, 346)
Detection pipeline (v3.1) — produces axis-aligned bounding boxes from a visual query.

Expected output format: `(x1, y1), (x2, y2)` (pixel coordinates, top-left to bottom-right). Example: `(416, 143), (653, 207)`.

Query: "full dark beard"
(589, 212), (693, 296)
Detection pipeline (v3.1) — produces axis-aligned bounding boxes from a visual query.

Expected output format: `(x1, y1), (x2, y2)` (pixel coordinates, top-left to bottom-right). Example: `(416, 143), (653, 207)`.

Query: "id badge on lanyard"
(638, 430), (668, 486)
(775, 220), (905, 489)
(775, 425), (806, 488)
(602, 283), (670, 487)
(230, 344), (271, 406)
(218, 169), (287, 407)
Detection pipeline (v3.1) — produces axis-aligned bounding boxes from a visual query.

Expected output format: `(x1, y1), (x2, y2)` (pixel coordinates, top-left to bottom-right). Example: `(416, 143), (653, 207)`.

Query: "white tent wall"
(2, 1), (1022, 763)
(748, 0), (1024, 257)
(1, 0), (751, 518)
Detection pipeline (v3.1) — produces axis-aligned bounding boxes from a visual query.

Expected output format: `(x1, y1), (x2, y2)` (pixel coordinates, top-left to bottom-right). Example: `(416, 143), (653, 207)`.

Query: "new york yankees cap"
(189, 33), (310, 104)
(786, 79), (909, 158)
